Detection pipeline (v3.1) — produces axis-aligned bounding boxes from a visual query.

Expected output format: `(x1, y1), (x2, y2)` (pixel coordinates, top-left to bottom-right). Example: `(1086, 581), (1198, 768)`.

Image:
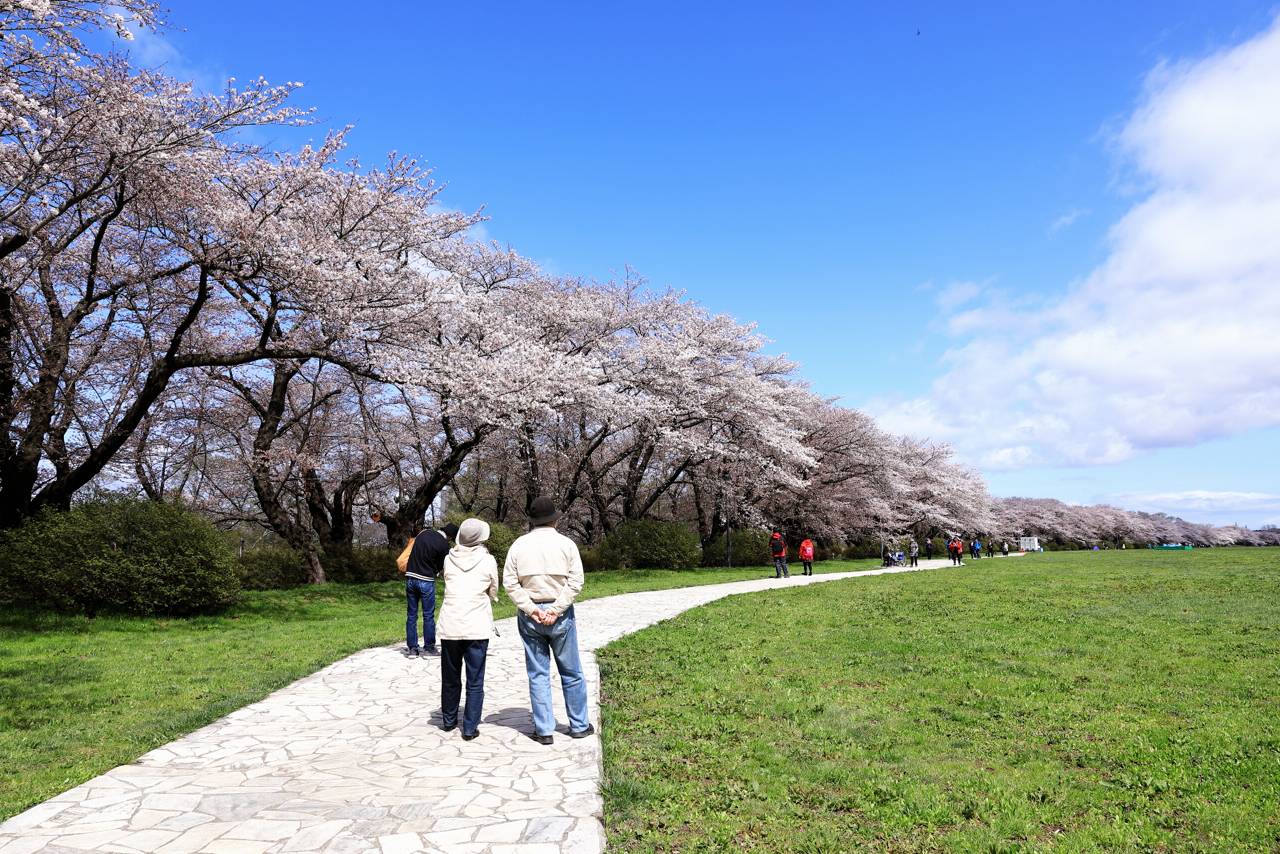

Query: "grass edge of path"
(0, 557), (881, 820)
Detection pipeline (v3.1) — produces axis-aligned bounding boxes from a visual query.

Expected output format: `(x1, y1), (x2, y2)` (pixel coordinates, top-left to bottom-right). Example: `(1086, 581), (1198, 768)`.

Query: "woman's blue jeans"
(440, 639), (489, 734)
(517, 606), (590, 736)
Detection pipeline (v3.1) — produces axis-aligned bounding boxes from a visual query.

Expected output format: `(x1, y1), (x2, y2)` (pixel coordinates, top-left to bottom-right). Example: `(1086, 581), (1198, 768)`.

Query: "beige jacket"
(503, 526), (584, 616)
(437, 544), (499, 641)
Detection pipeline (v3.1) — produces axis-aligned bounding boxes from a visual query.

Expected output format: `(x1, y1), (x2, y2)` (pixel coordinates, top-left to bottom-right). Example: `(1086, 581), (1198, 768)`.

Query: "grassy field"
(0, 558), (874, 821)
(598, 549), (1280, 852)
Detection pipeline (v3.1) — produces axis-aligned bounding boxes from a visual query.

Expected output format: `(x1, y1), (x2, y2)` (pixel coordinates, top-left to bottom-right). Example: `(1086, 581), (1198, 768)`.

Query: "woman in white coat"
(437, 518), (499, 740)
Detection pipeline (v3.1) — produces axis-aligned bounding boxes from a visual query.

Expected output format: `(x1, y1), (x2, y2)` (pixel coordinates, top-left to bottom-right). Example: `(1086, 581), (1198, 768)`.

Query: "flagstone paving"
(0, 558), (970, 853)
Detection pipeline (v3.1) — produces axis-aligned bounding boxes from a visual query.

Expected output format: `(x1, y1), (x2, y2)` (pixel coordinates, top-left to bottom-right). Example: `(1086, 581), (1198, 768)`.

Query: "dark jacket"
(406, 529), (450, 580)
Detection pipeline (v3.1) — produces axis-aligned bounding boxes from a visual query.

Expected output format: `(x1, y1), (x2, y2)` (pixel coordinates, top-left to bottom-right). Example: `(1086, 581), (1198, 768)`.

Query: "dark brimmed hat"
(441, 522), (460, 540)
(528, 496), (561, 526)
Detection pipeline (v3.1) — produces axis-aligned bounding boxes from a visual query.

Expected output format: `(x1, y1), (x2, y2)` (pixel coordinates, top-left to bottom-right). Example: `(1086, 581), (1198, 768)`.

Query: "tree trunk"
(306, 465), (382, 555)
(378, 423), (495, 549)
(303, 550), (325, 585)
(516, 422), (541, 515)
(244, 362), (327, 583)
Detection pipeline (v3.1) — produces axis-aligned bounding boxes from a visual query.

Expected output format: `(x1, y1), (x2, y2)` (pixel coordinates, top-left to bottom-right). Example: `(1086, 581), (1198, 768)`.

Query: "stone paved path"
(0, 558), (974, 853)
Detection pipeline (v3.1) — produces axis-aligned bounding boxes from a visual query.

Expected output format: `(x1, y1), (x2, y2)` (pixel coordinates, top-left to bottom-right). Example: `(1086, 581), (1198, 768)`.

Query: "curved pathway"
(0, 558), (970, 853)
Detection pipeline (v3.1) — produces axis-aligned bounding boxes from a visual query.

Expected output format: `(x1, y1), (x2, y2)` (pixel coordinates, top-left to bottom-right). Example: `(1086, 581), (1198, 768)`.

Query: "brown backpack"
(396, 537), (416, 574)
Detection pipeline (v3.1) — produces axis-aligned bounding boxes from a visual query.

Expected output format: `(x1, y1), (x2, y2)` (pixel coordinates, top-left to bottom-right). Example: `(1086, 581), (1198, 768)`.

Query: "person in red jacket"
(798, 538), (815, 576)
(770, 532), (790, 579)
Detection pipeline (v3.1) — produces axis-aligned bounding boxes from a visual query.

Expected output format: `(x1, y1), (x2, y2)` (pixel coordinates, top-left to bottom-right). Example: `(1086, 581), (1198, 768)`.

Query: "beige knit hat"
(457, 518), (491, 547)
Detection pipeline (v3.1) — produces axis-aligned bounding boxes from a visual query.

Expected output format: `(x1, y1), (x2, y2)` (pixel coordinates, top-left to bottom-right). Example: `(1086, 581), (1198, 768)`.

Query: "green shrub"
(601, 520), (701, 570)
(843, 538), (882, 559)
(482, 520), (517, 567)
(0, 498), (239, 616)
(238, 545), (308, 590)
(701, 528), (773, 567)
(324, 546), (397, 584)
(810, 540), (838, 562)
(580, 545), (603, 573)
(443, 513), (517, 566)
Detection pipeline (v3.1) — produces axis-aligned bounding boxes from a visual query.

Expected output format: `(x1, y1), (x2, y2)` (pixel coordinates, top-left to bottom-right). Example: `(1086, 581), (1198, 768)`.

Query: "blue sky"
(124, 1), (1280, 526)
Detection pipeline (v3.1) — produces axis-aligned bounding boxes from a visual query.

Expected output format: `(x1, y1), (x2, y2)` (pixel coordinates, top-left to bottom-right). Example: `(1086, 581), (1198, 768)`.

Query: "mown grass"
(598, 548), (1280, 852)
(0, 557), (874, 820)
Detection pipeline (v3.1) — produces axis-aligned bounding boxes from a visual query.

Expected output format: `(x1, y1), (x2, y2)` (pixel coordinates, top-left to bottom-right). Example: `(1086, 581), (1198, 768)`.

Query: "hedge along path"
(0, 558), (970, 853)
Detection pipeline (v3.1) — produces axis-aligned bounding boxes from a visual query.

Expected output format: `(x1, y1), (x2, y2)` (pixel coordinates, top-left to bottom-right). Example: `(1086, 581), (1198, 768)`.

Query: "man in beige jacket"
(503, 496), (592, 745)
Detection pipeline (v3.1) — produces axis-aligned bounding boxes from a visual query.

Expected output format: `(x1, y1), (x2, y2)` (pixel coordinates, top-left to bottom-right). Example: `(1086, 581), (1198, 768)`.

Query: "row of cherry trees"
(990, 498), (1280, 549)
(2, 3), (1269, 581)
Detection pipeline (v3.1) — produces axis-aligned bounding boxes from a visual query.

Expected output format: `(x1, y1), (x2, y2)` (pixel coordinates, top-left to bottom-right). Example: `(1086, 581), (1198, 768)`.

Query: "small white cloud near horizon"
(1106, 490), (1280, 526)
(873, 15), (1280, 477)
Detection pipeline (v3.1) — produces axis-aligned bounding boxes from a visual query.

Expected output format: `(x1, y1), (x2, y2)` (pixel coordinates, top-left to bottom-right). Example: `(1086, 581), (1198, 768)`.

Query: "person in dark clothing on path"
(909, 539), (919, 567)
(770, 532), (790, 578)
(925, 538), (934, 560)
(398, 521), (459, 657)
(987, 539), (995, 558)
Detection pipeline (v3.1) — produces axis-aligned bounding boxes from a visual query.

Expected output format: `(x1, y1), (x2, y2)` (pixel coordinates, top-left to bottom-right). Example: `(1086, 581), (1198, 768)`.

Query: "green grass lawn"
(0, 558), (874, 820)
(598, 549), (1280, 852)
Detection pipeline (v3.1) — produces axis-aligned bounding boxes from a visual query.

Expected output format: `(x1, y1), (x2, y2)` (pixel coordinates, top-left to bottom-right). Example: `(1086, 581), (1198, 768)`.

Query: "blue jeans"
(441, 639), (489, 734)
(406, 577), (436, 650)
(517, 606), (589, 736)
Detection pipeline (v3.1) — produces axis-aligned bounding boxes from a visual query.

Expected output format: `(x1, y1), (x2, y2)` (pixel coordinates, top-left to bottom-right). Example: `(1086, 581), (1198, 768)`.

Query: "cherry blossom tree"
(5, 0), (1270, 566)
(0, 50), (312, 526)
(756, 398), (893, 542)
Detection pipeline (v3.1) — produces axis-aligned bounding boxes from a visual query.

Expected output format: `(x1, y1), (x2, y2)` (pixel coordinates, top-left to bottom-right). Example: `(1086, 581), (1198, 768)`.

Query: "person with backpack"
(770, 532), (790, 578)
(909, 539), (919, 567)
(798, 537), (815, 576)
(396, 521), (459, 657)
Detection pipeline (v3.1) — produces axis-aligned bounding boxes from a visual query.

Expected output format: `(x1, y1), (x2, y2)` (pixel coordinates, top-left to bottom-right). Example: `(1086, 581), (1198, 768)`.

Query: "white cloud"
(874, 16), (1280, 471)
(1111, 490), (1280, 510)
(935, 279), (984, 310)
(1048, 207), (1088, 234)
(1108, 490), (1280, 525)
(118, 24), (229, 94)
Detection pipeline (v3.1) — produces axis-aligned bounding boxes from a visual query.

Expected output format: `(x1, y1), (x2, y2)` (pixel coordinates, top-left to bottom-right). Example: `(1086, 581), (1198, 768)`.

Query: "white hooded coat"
(436, 544), (499, 641)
